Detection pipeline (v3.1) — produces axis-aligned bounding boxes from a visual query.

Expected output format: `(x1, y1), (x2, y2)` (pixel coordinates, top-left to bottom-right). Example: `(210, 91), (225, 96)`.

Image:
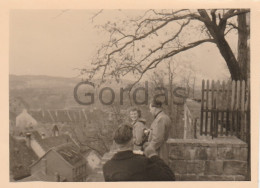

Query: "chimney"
(55, 172), (60, 182)
(25, 133), (31, 148)
(42, 158), (47, 175)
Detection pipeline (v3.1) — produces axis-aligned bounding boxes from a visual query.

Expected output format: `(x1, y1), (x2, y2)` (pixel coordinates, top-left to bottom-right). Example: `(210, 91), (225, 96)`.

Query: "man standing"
(102, 124), (175, 181)
(144, 98), (172, 164)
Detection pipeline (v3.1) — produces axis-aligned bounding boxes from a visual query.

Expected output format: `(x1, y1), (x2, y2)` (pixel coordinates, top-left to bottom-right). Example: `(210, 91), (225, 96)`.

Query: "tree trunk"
(237, 12), (250, 81)
(214, 35), (243, 80)
(199, 9), (247, 80)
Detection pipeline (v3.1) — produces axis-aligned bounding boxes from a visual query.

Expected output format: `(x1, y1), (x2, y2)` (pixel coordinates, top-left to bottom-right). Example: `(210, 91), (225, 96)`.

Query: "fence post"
(236, 80), (241, 137)
(226, 80), (231, 136)
(200, 80), (205, 135)
(241, 80), (246, 140)
(210, 80), (215, 137)
(205, 80), (209, 135)
(230, 80), (236, 136)
(220, 81), (225, 136)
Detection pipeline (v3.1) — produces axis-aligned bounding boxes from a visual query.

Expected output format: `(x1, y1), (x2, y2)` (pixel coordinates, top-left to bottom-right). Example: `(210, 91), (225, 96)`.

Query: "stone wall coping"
(167, 138), (247, 147)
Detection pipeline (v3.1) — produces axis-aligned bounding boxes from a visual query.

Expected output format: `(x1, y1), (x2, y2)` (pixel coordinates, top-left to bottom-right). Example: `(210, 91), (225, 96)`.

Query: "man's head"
(149, 98), (163, 116)
(114, 124), (133, 150)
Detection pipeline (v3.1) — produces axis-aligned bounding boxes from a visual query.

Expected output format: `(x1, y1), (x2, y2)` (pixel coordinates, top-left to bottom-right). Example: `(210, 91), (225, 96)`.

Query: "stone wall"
(167, 138), (248, 181)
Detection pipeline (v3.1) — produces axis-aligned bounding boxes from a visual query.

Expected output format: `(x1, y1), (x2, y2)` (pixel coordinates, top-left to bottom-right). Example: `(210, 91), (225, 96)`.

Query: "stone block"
(223, 161), (247, 176)
(237, 147), (248, 161)
(195, 147), (208, 160)
(174, 174), (181, 181)
(206, 147), (218, 160)
(198, 175), (235, 181)
(186, 146), (197, 160)
(194, 146), (217, 160)
(234, 175), (246, 181)
(169, 146), (190, 160)
(170, 160), (187, 174)
(178, 174), (198, 181)
(217, 147), (248, 161)
(217, 147), (234, 160)
(205, 161), (223, 175)
(187, 161), (205, 175)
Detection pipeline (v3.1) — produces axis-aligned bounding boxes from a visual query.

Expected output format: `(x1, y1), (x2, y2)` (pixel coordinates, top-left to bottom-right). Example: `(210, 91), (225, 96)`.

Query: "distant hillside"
(9, 74), (79, 89)
(9, 74), (202, 110)
(9, 74), (134, 89)
(9, 75), (134, 110)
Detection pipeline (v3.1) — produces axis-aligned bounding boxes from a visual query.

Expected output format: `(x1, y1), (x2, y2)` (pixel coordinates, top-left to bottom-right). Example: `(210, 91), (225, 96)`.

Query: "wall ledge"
(167, 138), (247, 147)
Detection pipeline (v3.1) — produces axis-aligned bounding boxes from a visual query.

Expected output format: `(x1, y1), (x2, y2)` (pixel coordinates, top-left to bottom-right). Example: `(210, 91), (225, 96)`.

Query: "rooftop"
(28, 109), (88, 123)
(31, 131), (78, 152)
(53, 143), (86, 166)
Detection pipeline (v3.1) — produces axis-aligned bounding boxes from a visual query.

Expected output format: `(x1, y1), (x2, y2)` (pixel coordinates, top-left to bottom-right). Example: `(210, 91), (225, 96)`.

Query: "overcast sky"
(10, 10), (235, 82)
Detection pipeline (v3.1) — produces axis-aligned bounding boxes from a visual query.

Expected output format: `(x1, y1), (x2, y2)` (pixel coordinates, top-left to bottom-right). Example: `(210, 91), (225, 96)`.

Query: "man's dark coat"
(103, 150), (175, 181)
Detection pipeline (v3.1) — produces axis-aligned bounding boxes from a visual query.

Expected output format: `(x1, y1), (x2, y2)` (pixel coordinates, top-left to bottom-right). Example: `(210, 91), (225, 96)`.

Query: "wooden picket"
(200, 79), (250, 141)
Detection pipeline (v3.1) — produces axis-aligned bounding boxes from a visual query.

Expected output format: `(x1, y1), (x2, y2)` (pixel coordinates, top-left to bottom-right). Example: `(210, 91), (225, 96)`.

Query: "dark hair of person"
(150, 97), (163, 108)
(113, 124), (133, 144)
(128, 106), (142, 118)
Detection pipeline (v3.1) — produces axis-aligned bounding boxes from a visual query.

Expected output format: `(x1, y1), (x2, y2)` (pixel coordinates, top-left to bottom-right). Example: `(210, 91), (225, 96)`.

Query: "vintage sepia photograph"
(9, 9), (251, 182)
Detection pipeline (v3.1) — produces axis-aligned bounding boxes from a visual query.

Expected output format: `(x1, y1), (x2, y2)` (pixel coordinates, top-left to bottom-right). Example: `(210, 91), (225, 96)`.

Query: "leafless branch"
(210, 9), (217, 24)
(91, 9), (103, 22)
(222, 9), (249, 20)
(52, 9), (69, 19)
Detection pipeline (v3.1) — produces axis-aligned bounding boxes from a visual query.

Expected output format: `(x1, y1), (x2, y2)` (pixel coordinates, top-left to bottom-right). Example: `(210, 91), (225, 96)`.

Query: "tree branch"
(222, 9), (249, 20)
(210, 9), (217, 24)
(91, 9), (103, 22)
(125, 38), (215, 91)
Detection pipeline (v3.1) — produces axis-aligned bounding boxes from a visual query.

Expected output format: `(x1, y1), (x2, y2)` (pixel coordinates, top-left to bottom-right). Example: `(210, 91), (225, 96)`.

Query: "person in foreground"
(102, 124), (175, 181)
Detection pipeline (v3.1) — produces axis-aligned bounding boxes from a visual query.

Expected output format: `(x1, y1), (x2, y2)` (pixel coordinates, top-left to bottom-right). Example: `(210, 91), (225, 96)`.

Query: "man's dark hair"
(114, 124), (133, 144)
(150, 97), (163, 108)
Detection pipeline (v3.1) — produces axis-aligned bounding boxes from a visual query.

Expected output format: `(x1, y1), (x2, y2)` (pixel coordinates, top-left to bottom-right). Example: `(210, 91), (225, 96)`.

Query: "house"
(23, 143), (88, 182)
(16, 109), (37, 129)
(27, 131), (79, 158)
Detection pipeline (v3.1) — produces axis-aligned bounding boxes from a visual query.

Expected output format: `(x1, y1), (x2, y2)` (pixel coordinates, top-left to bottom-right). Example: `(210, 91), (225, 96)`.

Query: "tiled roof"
(31, 130), (78, 152)
(53, 143), (86, 166)
(57, 110), (71, 122)
(28, 110), (43, 122)
(42, 110), (53, 123)
(29, 109), (88, 123)
(40, 135), (77, 152)
(49, 110), (59, 122)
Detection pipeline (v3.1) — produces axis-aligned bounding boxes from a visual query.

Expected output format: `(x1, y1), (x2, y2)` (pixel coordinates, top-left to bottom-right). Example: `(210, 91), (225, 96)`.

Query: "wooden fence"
(200, 80), (250, 142)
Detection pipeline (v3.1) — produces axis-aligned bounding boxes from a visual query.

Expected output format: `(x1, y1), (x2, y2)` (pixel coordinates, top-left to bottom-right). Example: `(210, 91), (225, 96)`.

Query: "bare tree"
(82, 9), (249, 88)
(179, 63), (196, 98)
